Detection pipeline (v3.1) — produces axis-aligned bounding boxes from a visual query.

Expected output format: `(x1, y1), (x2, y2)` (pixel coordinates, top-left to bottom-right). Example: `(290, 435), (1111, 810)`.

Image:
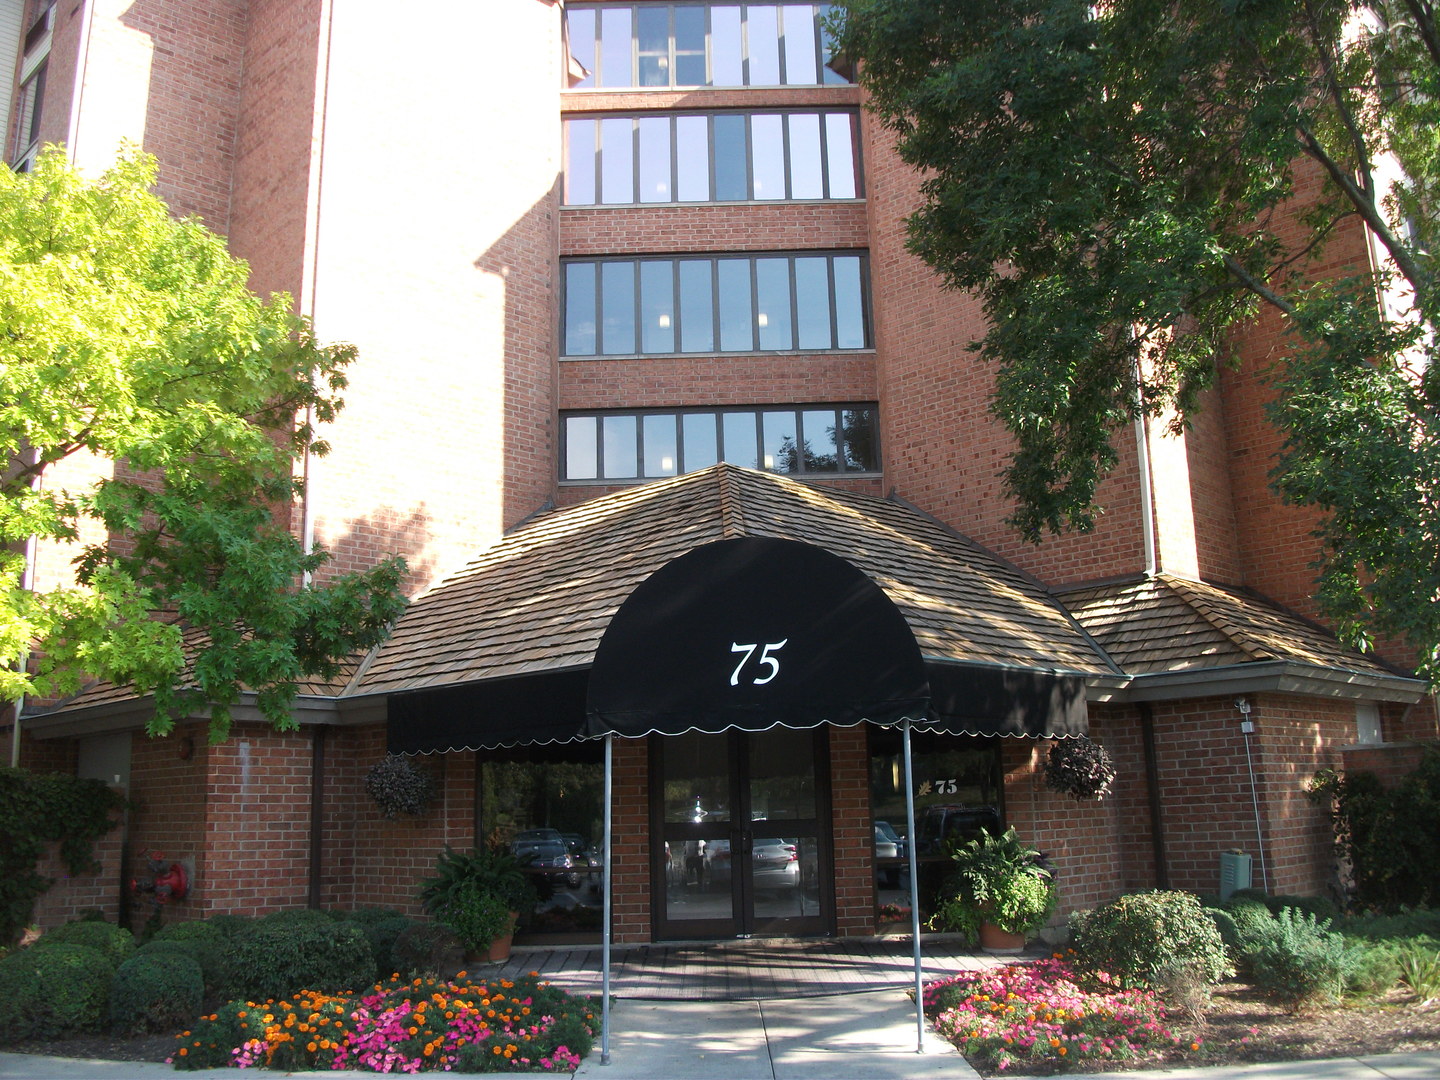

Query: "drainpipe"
(1138, 703), (1168, 888)
(1133, 365), (1158, 578)
(64, 0), (96, 167)
(308, 725), (326, 909)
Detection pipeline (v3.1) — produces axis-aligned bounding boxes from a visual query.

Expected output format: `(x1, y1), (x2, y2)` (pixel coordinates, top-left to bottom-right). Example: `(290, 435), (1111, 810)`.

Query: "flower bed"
(169, 971), (598, 1073)
(923, 956), (1194, 1073)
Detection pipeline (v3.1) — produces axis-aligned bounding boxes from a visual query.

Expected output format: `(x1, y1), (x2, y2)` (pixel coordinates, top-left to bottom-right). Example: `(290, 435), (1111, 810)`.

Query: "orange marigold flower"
(307, 1042), (318, 1053)
(408, 1026), (419, 1035)
(178, 1049), (187, 1057)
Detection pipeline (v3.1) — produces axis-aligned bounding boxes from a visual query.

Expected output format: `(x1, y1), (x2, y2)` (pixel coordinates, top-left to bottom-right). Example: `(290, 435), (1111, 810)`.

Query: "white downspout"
(1133, 364), (1158, 577)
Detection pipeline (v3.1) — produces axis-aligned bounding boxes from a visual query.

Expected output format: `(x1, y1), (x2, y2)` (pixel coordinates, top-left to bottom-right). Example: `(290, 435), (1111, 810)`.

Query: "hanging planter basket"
(1043, 737), (1116, 801)
(365, 753), (435, 819)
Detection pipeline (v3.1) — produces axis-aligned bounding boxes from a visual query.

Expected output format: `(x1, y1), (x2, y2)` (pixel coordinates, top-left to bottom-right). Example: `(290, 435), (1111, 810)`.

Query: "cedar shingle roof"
(1058, 574), (1397, 677)
(351, 464), (1113, 696)
(44, 625), (364, 712)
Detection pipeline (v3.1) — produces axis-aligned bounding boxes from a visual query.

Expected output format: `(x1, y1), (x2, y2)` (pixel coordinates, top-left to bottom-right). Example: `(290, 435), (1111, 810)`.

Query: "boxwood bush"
(1070, 890), (1231, 989)
(32, 920), (135, 967)
(149, 920), (228, 992)
(0, 943), (115, 1041)
(110, 952), (203, 1034)
(223, 914), (374, 1002)
(390, 921), (463, 979)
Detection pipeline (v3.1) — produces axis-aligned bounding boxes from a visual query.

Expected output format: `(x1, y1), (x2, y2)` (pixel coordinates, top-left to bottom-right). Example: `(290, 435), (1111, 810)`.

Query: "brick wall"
(560, 203), (870, 256)
(1002, 735), (1127, 926)
(327, 727), (475, 916)
(29, 808), (124, 928)
(829, 725), (874, 937)
(1341, 740), (1436, 788)
(292, 2), (564, 594)
(228, 0), (322, 303)
(196, 724), (314, 917)
(126, 722), (208, 927)
(556, 474), (885, 508)
(610, 736), (650, 943)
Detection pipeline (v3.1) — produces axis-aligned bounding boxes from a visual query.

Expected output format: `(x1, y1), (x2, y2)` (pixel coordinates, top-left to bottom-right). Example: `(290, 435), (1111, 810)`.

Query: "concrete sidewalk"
(0, 993), (1436, 1080)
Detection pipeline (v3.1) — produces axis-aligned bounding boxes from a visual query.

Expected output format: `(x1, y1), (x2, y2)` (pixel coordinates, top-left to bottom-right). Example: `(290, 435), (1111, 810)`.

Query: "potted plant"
(440, 880), (515, 963)
(419, 845), (536, 963)
(927, 826), (1057, 954)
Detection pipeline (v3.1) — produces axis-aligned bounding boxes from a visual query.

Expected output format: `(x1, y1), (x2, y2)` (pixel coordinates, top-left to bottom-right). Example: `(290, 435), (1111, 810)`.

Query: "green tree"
(836, 0), (1440, 675)
(1, 148), (407, 740)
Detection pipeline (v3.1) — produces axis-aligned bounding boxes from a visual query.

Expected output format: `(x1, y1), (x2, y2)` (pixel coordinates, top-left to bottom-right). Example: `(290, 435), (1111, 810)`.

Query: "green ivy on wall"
(0, 767), (126, 946)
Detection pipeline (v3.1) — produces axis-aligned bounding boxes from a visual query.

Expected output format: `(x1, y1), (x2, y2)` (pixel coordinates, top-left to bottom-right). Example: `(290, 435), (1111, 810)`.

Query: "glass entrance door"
(652, 728), (832, 939)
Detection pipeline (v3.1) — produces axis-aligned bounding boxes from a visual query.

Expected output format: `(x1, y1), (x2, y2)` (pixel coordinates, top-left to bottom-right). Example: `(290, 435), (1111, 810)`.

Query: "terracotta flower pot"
(978, 921), (1027, 955)
(487, 911), (520, 962)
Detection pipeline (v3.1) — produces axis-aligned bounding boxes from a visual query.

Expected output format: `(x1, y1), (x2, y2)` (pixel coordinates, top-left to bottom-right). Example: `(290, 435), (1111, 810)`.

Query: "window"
(10, 1), (53, 171)
(567, 3), (850, 89)
(562, 404), (879, 481)
(1355, 702), (1382, 745)
(565, 110), (860, 205)
(563, 252), (868, 357)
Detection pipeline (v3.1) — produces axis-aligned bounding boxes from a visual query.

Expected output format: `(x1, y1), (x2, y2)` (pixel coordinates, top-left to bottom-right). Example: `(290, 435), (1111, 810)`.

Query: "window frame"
(560, 403), (882, 483)
(562, 251), (872, 359)
(566, 3), (850, 90)
(10, 0), (53, 171)
(564, 108), (863, 206)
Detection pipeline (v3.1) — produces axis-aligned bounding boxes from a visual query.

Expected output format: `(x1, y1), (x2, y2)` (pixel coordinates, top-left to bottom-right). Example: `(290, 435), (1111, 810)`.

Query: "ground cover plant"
(922, 954), (1193, 1073)
(169, 970), (599, 1073)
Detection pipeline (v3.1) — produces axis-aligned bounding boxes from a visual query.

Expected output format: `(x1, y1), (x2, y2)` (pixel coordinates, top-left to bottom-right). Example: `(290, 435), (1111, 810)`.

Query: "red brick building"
(4, 0), (1434, 943)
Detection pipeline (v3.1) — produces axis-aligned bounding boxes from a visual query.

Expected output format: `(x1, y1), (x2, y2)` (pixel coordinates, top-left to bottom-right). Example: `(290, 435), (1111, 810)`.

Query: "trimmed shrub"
(32, 920), (135, 967)
(154, 919), (226, 945)
(1070, 890), (1231, 989)
(110, 952), (203, 1034)
(390, 922), (463, 979)
(203, 913), (252, 938)
(136, 939), (224, 997)
(1249, 908), (1358, 1009)
(223, 917), (374, 1002)
(364, 916), (415, 980)
(334, 906), (406, 928)
(0, 943), (115, 1041)
(150, 919), (228, 992)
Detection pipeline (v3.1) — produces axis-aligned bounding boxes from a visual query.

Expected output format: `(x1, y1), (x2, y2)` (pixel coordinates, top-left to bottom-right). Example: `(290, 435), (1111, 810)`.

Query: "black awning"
(585, 536), (929, 737)
(918, 660), (1088, 737)
(387, 668), (590, 754)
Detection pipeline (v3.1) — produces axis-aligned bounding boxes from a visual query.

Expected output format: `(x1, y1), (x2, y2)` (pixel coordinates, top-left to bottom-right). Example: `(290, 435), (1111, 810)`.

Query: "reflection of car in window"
(915, 805), (1000, 856)
(510, 830), (580, 887)
(874, 820), (902, 887)
(701, 838), (800, 889)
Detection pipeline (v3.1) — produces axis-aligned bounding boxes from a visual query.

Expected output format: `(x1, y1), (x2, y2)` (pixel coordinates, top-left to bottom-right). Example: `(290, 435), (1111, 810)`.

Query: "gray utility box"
(1219, 850), (1252, 900)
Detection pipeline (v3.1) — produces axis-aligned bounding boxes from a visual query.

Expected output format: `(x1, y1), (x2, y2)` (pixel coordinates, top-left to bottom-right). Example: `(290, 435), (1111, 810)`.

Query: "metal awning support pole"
(902, 718), (925, 1053)
(601, 731), (613, 1066)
